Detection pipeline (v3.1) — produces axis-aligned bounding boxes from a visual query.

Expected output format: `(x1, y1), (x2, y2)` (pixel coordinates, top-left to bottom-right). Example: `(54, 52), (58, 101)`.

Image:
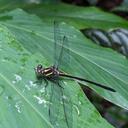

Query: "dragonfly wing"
(49, 81), (72, 128)
(58, 81), (73, 128)
(53, 21), (61, 68)
(49, 81), (61, 127)
(53, 21), (70, 70)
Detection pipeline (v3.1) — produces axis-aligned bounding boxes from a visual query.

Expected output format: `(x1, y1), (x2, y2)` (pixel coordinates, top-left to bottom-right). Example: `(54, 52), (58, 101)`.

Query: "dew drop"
(24, 80), (37, 91)
(70, 26), (75, 29)
(25, 84), (31, 91)
(73, 35), (77, 38)
(40, 87), (45, 93)
(5, 96), (9, 100)
(33, 95), (48, 107)
(62, 95), (67, 100)
(5, 95), (12, 100)
(73, 104), (80, 116)
(15, 74), (22, 81)
(15, 101), (23, 113)
(12, 74), (22, 84)
(29, 80), (37, 87)
(78, 101), (81, 105)
(55, 122), (59, 127)
(22, 88), (25, 93)
(61, 22), (66, 25)
(12, 80), (16, 84)
(1, 59), (6, 62)
(63, 81), (67, 85)
(60, 101), (63, 105)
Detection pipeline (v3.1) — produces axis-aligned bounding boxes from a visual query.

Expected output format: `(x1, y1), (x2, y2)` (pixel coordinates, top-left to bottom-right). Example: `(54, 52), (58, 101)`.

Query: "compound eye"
(37, 64), (43, 69)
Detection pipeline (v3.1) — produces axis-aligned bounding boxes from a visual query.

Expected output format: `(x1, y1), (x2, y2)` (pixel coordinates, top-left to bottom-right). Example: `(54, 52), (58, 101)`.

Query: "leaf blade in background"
(112, 0), (128, 12)
(23, 3), (128, 29)
(0, 2), (128, 29)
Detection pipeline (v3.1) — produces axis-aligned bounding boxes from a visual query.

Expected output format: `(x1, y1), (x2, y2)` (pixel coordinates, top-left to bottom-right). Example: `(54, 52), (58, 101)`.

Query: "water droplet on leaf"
(12, 74), (22, 84)
(73, 104), (80, 116)
(15, 100), (23, 113)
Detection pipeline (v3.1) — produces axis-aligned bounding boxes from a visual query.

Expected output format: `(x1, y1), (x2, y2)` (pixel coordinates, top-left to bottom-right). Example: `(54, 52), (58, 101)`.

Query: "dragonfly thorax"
(35, 64), (61, 79)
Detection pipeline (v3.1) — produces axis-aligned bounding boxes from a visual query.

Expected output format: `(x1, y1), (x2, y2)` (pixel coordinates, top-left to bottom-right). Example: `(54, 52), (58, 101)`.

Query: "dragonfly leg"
(58, 83), (64, 89)
(43, 79), (49, 95)
(44, 79), (48, 88)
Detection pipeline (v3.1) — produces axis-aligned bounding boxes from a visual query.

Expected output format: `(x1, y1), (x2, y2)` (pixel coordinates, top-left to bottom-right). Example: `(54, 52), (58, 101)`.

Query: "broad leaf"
(0, 23), (114, 127)
(0, 9), (128, 111)
(23, 3), (128, 29)
(0, 2), (128, 29)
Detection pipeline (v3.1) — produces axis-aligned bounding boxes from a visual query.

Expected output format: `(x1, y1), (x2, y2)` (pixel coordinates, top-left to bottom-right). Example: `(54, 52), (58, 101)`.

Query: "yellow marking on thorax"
(45, 72), (53, 76)
(44, 68), (53, 77)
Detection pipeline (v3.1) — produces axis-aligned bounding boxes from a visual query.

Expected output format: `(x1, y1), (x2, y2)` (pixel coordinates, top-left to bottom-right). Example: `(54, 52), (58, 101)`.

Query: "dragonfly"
(35, 21), (116, 128)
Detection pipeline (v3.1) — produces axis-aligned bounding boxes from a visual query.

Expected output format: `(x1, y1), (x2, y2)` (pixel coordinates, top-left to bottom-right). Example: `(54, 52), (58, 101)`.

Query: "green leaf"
(0, 2), (128, 29)
(0, 22), (114, 127)
(23, 3), (128, 29)
(0, 0), (25, 12)
(0, 8), (128, 110)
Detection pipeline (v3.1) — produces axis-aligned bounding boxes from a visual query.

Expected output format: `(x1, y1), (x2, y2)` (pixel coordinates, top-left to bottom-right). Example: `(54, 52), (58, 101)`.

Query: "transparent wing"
(49, 81), (61, 127)
(53, 21), (70, 70)
(49, 81), (72, 128)
(59, 81), (73, 128)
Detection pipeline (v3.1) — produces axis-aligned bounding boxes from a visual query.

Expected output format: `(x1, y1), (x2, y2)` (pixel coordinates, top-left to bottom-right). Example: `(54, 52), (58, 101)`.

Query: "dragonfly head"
(35, 64), (44, 78)
(37, 64), (43, 70)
